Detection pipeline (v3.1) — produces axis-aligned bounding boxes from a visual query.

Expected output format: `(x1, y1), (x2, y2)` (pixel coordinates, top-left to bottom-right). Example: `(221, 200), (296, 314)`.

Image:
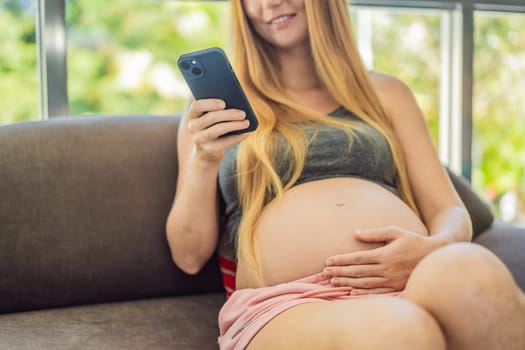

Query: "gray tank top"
(217, 107), (399, 259)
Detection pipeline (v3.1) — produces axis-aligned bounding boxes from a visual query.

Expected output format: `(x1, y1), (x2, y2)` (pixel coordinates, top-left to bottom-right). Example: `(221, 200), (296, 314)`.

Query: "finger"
(189, 109), (246, 134)
(354, 226), (402, 243)
(326, 249), (382, 266)
(331, 276), (387, 289)
(194, 119), (251, 143)
(188, 99), (226, 119)
(324, 264), (383, 279)
(349, 288), (398, 296)
(217, 132), (252, 149)
(192, 132), (251, 160)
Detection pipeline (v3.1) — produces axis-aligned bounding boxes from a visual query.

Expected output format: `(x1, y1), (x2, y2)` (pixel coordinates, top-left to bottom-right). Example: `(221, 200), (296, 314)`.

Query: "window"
(473, 11), (525, 225)
(3, 0), (525, 225)
(0, 0), (39, 125)
(351, 7), (442, 147)
(66, 0), (231, 116)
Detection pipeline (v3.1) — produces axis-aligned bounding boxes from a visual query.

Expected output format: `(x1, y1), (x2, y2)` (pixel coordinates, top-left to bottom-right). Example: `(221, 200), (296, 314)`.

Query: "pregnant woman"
(166, 1), (525, 349)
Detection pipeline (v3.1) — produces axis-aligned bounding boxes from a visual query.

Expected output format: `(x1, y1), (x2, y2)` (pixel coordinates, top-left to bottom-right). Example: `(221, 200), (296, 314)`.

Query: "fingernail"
(323, 269), (332, 277)
(326, 259), (334, 266)
(238, 111), (246, 118)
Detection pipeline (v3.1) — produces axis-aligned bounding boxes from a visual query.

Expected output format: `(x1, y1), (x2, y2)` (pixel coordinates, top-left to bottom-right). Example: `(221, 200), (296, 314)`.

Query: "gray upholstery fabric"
(0, 116), (223, 314)
(0, 293), (225, 349)
(446, 167), (494, 238)
(474, 221), (525, 290)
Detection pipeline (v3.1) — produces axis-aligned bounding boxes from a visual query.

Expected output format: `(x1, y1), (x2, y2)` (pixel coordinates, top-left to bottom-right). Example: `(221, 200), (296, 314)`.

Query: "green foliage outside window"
(473, 13), (525, 222)
(0, 0), (39, 124)
(362, 10), (441, 147)
(66, 0), (230, 116)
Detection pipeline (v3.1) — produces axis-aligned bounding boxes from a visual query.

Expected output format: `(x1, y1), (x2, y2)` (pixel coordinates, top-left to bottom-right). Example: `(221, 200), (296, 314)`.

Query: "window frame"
(36, 0), (68, 119)
(35, 0), (525, 180)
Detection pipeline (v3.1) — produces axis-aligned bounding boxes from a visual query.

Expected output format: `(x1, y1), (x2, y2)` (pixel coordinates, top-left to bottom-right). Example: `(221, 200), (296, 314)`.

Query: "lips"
(268, 14), (296, 25)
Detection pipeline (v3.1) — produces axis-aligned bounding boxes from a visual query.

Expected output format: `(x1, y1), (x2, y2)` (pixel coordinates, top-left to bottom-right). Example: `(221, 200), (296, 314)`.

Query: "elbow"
(456, 205), (473, 241)
(171, 254), (207, 275)
(165, 207), (220, 274)
(182, 266), (202, 276)
(166, 224), (212, 275)
(167, 237), (206, 275)
(449, 204), (473, 242)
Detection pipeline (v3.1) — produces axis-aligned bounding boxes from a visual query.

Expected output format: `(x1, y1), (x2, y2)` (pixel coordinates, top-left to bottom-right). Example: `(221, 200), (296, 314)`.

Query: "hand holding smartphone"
(177, 47), (258, 135)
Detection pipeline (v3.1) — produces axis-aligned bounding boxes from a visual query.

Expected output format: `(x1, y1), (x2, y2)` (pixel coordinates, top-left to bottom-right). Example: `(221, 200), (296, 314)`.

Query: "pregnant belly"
(235, 178), (428, 289)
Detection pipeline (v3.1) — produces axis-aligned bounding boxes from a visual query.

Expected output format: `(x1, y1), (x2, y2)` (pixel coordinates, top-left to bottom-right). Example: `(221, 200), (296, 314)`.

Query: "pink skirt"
(217, 273), (401, 350)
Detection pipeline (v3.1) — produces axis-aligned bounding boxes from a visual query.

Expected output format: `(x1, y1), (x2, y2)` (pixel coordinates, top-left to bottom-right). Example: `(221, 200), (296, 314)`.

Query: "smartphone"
(177, 47), (258, 135)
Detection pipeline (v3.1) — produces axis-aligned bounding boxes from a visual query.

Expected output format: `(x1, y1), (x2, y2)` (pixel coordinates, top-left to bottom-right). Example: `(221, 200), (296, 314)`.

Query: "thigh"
(246, 296), (445, 350)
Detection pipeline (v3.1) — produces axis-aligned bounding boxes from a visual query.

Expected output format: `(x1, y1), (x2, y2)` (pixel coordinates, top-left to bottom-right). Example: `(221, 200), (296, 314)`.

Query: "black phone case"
(177, 47), (258, 135)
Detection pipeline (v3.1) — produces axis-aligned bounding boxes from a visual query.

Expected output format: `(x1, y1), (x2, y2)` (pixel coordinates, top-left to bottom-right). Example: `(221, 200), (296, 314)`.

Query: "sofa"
(0, 115), (524, 349)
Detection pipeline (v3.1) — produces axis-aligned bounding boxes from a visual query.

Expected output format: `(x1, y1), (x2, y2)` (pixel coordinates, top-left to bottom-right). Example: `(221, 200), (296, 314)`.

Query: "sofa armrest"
(445, 167), (494, 238)
(474, 221), (525, 291)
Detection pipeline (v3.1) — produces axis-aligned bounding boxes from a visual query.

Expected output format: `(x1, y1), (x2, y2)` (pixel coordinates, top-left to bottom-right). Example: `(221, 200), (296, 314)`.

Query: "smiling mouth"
(270, 14), (295, 25)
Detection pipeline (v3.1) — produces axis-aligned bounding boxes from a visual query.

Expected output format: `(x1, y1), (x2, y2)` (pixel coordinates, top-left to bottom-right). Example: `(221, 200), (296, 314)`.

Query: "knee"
(408, 242), (516, 296)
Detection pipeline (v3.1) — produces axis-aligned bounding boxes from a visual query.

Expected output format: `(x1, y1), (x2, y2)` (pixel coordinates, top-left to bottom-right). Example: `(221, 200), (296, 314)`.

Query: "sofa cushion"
(0, 293), (225, 350)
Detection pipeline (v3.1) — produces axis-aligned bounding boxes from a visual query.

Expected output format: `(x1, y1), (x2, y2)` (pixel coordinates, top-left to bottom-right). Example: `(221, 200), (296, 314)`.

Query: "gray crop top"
(217, 107), (400, 258)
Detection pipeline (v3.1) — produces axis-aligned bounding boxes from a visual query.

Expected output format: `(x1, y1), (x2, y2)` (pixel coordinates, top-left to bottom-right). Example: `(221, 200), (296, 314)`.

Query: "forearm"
(427, 205), (473, 247)
(166, 158), (221, 274)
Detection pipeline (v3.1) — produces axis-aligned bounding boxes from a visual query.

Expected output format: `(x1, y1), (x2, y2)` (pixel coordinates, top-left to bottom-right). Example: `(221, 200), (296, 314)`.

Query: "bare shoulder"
(369, 71), (411, 94)
(369, 72), (419, 123)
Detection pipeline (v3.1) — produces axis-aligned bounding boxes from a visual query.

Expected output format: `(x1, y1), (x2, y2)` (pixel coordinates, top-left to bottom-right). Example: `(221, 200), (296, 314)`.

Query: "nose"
(260, 0), (284, 9)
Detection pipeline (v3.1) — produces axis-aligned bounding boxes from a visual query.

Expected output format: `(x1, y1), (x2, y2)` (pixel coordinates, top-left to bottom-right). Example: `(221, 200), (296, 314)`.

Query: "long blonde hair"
(231, 0), (418, 281)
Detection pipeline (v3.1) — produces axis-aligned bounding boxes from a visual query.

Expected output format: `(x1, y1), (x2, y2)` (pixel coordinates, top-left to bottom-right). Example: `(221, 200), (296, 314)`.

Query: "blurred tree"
(365, 10), (441, 147)
(1, 0), (24, 15)
(0, 0), (39, 124)
(473, 13), (525, 223)
(66, 0), (230, 115)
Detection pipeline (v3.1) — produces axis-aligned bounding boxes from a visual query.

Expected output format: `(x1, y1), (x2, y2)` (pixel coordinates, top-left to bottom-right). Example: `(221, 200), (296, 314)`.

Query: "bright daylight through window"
(0, 0), (39, 125)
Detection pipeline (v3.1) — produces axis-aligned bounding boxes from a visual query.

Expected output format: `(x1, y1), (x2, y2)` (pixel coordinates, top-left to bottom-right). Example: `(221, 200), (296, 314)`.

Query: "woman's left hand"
(323, 226), (443, 295)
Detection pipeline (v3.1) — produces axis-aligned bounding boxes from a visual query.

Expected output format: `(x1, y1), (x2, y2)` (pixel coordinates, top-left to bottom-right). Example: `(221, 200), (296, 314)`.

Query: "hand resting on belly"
(235, 178), (428, 289)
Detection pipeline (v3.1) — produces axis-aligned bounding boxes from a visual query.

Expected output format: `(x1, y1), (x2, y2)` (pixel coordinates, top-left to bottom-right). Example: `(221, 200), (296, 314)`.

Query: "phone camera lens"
(191, 67), (202, 75)
(180, 61), (191, 70)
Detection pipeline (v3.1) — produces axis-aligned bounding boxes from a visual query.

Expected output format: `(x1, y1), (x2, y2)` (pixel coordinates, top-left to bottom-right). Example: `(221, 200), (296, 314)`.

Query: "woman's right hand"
(167, 98), (250, 274)
(186, 98), (252, 164)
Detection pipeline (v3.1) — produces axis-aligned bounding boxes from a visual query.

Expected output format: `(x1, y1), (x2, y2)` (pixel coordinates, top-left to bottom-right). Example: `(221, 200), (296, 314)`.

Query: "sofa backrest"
(0, 115), (494, 314)
(0, 115), (223, 314)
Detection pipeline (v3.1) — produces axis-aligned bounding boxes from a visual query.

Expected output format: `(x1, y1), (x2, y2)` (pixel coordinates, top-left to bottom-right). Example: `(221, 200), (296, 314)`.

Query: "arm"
(324, 74), (473, 294)
(372, 73), (472, 245)
(166, 98), (250, 275)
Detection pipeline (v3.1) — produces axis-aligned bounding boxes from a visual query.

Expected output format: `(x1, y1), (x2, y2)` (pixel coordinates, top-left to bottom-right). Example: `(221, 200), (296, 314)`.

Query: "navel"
(335, 200), (346, 207)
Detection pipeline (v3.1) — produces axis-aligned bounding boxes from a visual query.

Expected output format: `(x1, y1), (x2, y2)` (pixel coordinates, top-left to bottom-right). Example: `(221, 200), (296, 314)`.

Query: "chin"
(270, 36), (310, 51)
